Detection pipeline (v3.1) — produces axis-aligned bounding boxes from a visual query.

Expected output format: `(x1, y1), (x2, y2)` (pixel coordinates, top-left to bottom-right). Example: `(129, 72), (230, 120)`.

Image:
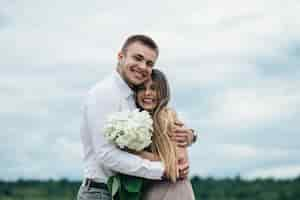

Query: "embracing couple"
(77, 35), (197, 200)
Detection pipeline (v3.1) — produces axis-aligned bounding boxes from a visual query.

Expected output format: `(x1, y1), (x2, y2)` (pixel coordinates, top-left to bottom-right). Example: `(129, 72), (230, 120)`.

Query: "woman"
(134, 69), (195, 200)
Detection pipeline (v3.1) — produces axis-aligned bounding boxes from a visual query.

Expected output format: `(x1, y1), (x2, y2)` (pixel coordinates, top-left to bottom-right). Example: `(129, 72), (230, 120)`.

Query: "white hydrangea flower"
(103, 109), (153, 151)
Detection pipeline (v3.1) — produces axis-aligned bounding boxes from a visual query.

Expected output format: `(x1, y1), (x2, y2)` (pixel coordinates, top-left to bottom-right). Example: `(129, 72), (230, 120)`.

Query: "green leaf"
(112, 176), (121, 197)
(123, 190), (140, 200)
(119, 185), (140, 200)
(107, 176), (121, 199)
(120, 174), (143, 193)
(107, 176), (114, 195)
(108, 174), (145, 200)
(119, 186), (127, 200)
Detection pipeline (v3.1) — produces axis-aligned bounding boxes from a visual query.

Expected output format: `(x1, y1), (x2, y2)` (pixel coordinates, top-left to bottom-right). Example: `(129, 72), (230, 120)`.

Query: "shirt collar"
(113, 70), (134, 99)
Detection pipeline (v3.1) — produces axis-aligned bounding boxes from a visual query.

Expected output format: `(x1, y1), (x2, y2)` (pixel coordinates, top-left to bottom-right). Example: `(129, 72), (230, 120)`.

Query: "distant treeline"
(0, 176), (300, 200)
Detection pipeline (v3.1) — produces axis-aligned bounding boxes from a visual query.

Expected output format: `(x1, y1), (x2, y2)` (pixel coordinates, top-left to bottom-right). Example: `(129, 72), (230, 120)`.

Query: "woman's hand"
(177, 147), (189, 179)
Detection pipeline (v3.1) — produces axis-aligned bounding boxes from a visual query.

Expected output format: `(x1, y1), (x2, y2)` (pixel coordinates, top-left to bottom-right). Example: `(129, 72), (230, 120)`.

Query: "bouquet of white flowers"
(103, 109), (154, 200)
(104, 109), (153, 151)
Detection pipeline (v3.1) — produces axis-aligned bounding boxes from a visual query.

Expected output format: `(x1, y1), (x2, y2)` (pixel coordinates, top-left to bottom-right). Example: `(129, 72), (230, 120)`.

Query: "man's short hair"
(121, 34), (159, 56)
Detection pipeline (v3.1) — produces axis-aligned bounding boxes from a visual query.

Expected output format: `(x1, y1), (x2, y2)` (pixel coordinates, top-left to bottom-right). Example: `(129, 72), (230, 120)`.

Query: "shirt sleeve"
(83, 90), (164, 180)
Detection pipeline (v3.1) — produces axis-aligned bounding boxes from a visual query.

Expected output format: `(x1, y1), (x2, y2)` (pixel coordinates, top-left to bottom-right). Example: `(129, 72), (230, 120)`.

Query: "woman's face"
(136, 79), (159, 112)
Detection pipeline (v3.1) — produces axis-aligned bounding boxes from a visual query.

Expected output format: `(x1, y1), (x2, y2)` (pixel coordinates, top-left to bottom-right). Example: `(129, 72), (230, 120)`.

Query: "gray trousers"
(77, 182), (111, 200)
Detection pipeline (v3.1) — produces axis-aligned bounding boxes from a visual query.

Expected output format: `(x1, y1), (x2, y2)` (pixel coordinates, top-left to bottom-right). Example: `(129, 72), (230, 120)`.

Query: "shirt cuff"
(144, 160), (165, 180)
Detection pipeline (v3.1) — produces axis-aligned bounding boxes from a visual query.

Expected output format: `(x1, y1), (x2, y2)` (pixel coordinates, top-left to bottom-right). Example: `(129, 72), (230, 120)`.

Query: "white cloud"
(1, 0), (300, 180)
(205, 79), (300, 129)
(220, 143), (258, 159)
(244, 165), (300, 180)
(189, 142), (300, 178)
(1, 0), (299, 66)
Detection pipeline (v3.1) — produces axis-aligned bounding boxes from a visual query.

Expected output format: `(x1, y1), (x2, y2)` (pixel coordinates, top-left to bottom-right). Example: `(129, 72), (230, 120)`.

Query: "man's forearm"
(136, 151), (160, 161)
(94, 144), (164, 180)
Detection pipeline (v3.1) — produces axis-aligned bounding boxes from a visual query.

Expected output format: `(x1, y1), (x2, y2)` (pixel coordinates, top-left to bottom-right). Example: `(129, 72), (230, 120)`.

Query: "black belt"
(84, 178), (108, 190)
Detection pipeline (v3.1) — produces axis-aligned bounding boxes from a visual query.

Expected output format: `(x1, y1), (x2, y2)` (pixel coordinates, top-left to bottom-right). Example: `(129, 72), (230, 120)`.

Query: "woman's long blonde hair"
(136, 69), (178, 182)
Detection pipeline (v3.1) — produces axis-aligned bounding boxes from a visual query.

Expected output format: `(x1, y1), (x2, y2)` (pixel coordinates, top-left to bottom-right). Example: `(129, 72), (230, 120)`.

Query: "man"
(77, 35), (197, 200)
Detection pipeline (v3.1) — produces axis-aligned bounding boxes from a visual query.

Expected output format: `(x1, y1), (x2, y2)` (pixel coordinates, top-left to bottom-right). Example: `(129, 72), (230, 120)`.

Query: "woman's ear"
(117, 51), (124, 61)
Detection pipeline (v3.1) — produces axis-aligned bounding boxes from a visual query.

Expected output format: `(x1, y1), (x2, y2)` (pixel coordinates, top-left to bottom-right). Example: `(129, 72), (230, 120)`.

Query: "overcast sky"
(1, 0), (300, 181)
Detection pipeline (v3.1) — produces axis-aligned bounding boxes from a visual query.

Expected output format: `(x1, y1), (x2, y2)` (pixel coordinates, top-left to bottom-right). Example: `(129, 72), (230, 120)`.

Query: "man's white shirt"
(80, 71), (164, 183)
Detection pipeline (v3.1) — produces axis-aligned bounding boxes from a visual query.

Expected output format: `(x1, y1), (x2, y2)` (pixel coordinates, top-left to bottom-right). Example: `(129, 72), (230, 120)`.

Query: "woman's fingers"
(178, 162), (189, 179)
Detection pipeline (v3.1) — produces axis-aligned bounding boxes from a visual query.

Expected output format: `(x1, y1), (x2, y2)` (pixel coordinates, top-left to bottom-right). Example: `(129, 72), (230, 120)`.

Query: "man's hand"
(170, 120), (195, 147)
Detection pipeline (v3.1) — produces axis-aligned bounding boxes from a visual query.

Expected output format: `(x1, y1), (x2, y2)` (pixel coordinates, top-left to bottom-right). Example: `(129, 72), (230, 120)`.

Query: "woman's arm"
(167, 108), (190, 178)
(177, 147), (189, 165)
